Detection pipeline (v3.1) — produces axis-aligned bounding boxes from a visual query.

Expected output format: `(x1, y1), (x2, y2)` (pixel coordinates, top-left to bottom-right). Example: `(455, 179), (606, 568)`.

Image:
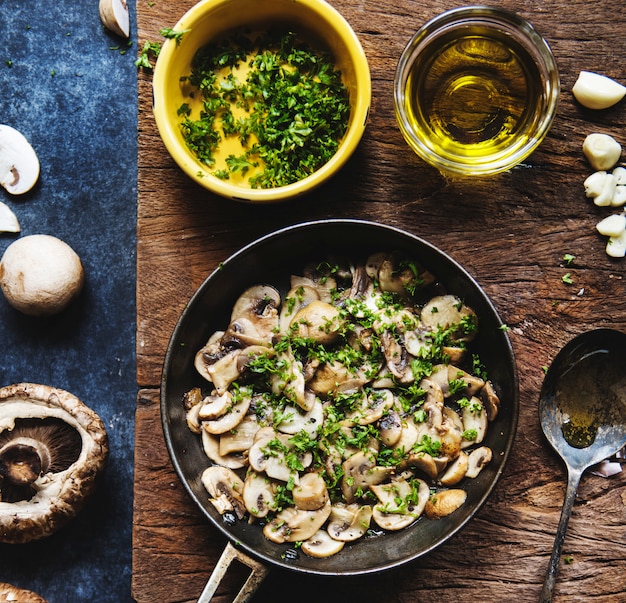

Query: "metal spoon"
(538, 328), (626, 603)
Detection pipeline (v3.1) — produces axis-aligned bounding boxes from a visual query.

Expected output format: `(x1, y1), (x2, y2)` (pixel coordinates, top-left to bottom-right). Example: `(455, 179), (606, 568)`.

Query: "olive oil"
(403, 25), (543, 169)
(555, 350), (626, 449)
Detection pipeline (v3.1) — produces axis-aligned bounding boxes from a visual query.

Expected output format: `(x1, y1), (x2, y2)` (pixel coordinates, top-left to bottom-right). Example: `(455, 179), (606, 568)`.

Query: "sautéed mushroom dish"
(182, 252), (501, 558)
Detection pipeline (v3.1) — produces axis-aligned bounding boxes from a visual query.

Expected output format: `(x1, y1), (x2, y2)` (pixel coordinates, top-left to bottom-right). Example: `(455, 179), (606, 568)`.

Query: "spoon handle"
(539, 467), (583, 603)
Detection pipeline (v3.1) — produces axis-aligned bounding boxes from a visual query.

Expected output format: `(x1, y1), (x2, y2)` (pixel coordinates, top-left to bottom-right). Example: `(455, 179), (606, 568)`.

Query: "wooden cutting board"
(132, 1), (626, 601)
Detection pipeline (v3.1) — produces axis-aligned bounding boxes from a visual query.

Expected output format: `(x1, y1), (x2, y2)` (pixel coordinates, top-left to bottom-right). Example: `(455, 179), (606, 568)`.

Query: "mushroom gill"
(0, 418), (81, 502)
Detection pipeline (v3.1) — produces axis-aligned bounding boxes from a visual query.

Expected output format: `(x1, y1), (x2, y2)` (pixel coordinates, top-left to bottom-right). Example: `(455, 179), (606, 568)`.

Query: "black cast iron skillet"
(161, 219), (519, 600)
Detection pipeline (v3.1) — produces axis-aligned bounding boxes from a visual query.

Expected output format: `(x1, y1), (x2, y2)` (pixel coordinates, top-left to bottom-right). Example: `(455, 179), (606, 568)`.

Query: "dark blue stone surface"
(0, 2), (137, 601)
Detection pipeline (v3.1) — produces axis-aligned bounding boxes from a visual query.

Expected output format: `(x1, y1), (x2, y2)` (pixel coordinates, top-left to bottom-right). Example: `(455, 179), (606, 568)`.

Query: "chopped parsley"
(177, 30), (350, 188)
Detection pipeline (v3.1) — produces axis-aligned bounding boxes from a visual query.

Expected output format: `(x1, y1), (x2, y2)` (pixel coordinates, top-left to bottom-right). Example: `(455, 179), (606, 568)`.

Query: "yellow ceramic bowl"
(152, 0), (371, 203)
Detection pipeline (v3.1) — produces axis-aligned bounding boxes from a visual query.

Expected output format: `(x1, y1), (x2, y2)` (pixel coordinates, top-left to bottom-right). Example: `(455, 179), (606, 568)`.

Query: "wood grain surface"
(133, 1), (626, 601)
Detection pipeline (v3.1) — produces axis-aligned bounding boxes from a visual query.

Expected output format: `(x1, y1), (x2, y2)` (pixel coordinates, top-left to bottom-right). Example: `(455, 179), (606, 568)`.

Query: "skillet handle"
(198, 541), (270, 603)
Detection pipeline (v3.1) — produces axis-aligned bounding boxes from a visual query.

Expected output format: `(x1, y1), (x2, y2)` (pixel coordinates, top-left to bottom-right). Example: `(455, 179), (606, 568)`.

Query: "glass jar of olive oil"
(394, 6), (560, 176)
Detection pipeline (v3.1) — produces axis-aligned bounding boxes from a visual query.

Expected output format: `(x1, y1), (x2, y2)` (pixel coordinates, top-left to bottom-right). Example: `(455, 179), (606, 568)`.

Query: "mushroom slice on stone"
(0, 583), (49, 603)
(242, 471), (277, 518)
(201, 466), (246, 519)
(439, 451), (469, 486)
(460, 397), (488, 449)
(290, 300), (344, 345)
(341, 451), (392, 503)
(201, 430), (247, 469)
(0, 201), (20, 234)
(327, 503), (373, 542)
(0, 383), (108, 544)
(371, 477), (429, 531)
(203, 389), (251, 435)
(466, 446), (492, 478)
(263, 498), (331, 543)
(420, 295), (478, 343)
(480, 380), (501, 421)
(99, 0), (130, 38)
(0, 125), (40, 195)
(301, 529), (345, 558)
(219, 414), (259, 456)
(293, 472), (329, 510)
(279, 285), (320, 334)
(276, 398), (323, 439)
(425, 488), (467, 519)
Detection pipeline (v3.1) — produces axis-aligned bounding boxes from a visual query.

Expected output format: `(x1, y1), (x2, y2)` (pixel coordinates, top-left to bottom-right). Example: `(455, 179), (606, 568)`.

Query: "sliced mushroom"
(0, 125), (40, 195)
(439, 450), (469, 486)
(276, 397), (323, 438)
(480, 380), (501, 421)
(263, 498), (331, 543)
(466, 446), (492, 478)
(248, 430), (312, 483)
(198, 391), (232, 421)
(203, 390), (251, 435)
(341, 451), (392, 503)
(219, 414), (259, 456)
(301, 529), (345, 558)
(183, 387), (203, 434)
(230, 285), (280, 342)
(242, 471), (276, 518)
(99, 0), (130, 38)
(460, 397), (488, 449)
(279, 285), (320, 334)
(201, 429), (247, 469)
(393, 417), (419, 454)
(292, 472), (328, 510)
(195, 348), (243, 395)
(402, 451), (439, 480)
(425, 488), (467, 519)
(420, 295), (478, 343)
(201, 466), (246, 519)
(430, 364), (484, 398)
(380, 330), (413, 383)
(379, 409), (403, 446)
(0, 201), (20, 234)
(344, 389), (395, 426)
(308, 360), (354, 396)
(290, 300), (343, 345)
(327, 503), (373, 541)
(375, 253), (434, 297)
(270, 347), (308, 411)
(0, 383), (108, 544)
(371, 478), (429, 530)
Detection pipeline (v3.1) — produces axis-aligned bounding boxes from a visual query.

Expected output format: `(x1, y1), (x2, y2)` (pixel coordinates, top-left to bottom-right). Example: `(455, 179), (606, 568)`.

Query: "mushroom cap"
(0, 383), (108, 544)
(0, 583), (48, 603)
(0, 235), (84, 316)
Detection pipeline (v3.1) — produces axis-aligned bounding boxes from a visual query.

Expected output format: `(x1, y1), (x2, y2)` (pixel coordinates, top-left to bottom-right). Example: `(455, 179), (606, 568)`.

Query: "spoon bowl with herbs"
(152, 0), (371, 203)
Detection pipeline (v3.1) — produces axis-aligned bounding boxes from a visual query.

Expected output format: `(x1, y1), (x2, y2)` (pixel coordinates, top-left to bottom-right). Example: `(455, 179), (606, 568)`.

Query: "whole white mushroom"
(0, 234), (84, 316)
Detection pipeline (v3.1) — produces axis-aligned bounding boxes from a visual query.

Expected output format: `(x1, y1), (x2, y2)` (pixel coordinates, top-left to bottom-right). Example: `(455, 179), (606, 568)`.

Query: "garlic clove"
(583, 133), (622, 171)
(596, 213), (626, 237)
(99, 0), (130, 39)
(572, 71), (626, 110)
(584, 170), (608, 198)
(606, 230), (626, 258)
(593, 173), (617, 207)
(0, 125), (40, 195)
(612, 166), (626, 185)
(0, 201), (20, 233)
(611, 185), (626, 207)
